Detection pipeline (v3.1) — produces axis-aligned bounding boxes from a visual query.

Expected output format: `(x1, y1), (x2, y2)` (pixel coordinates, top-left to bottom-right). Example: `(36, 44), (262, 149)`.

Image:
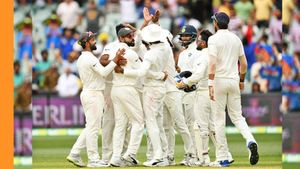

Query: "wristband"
(208, 79), (214, 86)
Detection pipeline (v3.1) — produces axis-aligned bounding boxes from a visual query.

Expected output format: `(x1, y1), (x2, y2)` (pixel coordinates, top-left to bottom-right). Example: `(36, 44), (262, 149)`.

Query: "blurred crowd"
(13, 0), (296, 112)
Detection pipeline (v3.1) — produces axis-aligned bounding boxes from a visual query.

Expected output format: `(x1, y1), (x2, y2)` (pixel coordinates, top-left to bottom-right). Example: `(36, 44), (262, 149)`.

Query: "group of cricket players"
(66, 7), (259, 168)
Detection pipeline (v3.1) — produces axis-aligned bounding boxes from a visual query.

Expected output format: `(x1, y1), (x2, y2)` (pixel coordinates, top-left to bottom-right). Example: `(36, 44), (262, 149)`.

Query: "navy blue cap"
(211, 12), (230, 25)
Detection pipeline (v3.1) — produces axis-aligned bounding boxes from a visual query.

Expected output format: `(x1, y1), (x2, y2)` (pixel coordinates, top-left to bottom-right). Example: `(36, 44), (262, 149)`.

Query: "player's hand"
(162, 71), (168, 81)
(113, 48), (126, 64)
(239, 82), (244, 91)
(114, 65), (124, 74)
(176, 81), (186, 89)
(209, 86), (215, 101)
(143, 7), (153, 23)
(118, 58), (127, 66)
(175, 66), (181, 73)
(152, 10), (160, 23)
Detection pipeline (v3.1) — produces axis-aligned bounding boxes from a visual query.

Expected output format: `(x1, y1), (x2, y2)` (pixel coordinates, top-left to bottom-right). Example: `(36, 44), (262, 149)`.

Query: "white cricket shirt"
(178, 41), (198, 72)
(186, 48), (209, 90)
(208, 29), (245, 80)
(112, 42), (141, 86)
(124, 43), (168, 87)
(77, 51), (116, 91)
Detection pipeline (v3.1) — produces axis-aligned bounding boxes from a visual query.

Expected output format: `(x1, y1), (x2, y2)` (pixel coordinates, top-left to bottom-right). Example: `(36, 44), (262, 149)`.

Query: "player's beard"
(196, 46), (202, 50)
(91, 43), (97, 50)
(125, 40), (135, 47)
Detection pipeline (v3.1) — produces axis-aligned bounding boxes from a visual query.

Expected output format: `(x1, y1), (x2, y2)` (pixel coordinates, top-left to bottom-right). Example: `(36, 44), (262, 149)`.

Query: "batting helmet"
(178, 25), (197, 47)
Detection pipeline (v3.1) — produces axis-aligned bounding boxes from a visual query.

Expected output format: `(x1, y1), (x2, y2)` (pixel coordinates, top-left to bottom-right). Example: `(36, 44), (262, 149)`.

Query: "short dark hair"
(200, 30), (213, 44)
(217, 22), (228, 29)
(115, 23), (125, 36)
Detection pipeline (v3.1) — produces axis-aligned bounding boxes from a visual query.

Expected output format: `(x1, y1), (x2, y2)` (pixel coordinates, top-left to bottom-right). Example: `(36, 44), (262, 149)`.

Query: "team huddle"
(66, 8), (259, 168)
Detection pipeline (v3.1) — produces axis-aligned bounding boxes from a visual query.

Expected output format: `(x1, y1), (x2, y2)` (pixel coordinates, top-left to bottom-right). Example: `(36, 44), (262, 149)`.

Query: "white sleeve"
(186, 59), (208, 86)
(131, 30), (142, 53)
(147, 70), (165, 80)
(208, 37), (218, 58)
(177, 53), (184, 70)
(238, 39), (245, 57)
(124, 60), (151, 78)
(91, 59), (116, 77)
(208, 38), (218, 75)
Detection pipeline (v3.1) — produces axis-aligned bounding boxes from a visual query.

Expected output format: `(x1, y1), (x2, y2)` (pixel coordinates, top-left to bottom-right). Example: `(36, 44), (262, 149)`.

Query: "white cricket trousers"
(143, 86), (167, 160)
(194, 89), (215, 156)
(101, 83), (115, 162)
(110, 86), (144, 158)
(213, 78), (256, 161)
(164, 91), (196, 157)
(70, 90), (104, 162)
(182, 92), (197, 153)
(102, 84), (130, 162)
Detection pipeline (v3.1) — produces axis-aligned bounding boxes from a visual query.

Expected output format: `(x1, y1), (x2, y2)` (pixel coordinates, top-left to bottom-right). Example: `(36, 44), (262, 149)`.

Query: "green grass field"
(32, 133), (282, 169)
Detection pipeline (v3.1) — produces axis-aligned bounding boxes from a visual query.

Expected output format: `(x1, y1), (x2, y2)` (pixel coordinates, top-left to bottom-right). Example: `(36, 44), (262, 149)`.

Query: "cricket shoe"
(167, 156), (176, 166)
(110, 157), (128, 167)
(209, 160), (230, 167)
(179, 158), (187, 165)
(87, 160), (110, 168)
(122, 154), (139, 166)
(185, 154), (201, 166)
(248, 141), (259, 165)
(201, 154), (211, 166)
(143, 158), (166, 167)
(66, 153), (85, 167)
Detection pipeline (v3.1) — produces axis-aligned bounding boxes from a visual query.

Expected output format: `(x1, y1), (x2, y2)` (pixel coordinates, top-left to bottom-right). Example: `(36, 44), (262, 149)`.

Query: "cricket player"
(99, 10), (152, 161)
(207, 12), (259, 167)
(99, 23), (130, 163)
(176, 25), (198, 165)
(161, 29), (198, 166)
(66, 31), (125, 168)
(109, 28), (145, 167)
(114, 24), (169, 167)
(176, 30), (234, 166)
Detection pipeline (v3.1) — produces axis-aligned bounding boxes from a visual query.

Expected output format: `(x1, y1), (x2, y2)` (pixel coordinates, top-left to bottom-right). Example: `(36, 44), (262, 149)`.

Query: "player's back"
(208, 29), (243, 80)
(143, 43), (168, 87)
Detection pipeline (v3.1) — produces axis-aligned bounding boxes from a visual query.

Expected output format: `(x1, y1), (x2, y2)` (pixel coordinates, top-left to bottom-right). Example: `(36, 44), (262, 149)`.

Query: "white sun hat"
(141, 24), (164, 43)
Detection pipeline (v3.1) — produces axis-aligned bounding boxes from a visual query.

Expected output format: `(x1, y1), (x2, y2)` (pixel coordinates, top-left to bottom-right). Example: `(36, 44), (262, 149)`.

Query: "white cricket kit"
(208, 29), (256, 161)
(184, 48), (215, 161)
(100, 31), (144, 162)
(177, 41), (198, 150)
(110, 43), (144, 161)
(124, 43), (168, 160)
(100, 40), (119, 162)
(69, 51), (116, 162)
(163, 42), (196, 158)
